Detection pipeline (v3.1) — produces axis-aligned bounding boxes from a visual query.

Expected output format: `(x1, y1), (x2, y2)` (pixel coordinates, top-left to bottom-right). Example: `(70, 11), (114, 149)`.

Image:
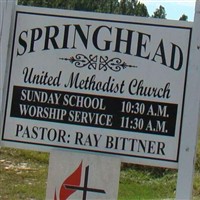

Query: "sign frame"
(0, 6), (194, 168)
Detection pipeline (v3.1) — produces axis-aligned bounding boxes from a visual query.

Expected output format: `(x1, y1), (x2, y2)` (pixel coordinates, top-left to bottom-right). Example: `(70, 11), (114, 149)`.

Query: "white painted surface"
(0, 5), (192, 168)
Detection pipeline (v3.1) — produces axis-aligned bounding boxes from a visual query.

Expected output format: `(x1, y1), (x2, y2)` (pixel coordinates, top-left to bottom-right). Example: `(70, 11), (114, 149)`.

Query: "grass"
(119, 166), (177, 199)
(0, 148), (49, 200)
(0, 144), (200, 200)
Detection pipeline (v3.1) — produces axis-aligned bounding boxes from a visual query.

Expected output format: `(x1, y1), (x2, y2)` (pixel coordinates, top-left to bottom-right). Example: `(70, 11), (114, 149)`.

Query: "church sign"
(1, 5), (192, 168)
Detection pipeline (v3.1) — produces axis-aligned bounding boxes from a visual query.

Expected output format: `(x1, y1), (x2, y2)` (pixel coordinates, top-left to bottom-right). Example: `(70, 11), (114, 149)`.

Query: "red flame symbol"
(54, 161), (82, 200)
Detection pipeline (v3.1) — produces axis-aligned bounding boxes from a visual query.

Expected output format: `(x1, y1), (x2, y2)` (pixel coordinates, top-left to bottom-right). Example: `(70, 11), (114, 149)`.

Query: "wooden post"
(0, 0), (16, 108)
(176, 0), (200, 199)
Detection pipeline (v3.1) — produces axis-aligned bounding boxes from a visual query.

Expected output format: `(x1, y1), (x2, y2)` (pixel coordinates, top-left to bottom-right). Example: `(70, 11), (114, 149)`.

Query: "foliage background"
(17, 0), (188, 20)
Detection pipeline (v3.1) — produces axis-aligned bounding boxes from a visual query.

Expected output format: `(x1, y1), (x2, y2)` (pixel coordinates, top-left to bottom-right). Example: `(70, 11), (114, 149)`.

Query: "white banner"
(1, 5), (192, 168)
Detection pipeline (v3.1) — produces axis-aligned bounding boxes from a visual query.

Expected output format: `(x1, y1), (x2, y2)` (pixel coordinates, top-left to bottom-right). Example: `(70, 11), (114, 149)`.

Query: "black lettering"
(135, 32), (151, 59)
(157, 142), (165, 155)
(16, 124), (23, 136)
(93, 26), (112, 51)
(169, 43), (183, 70)
(32, 126), (38, 139)
(17, 30), (28, 56)
(151, 39), (167, 66)
(29, 28), (42, 53)
(62, 24), (71, 48)
(72, 25), (91, 49)
(114, 28), (134, 54)
(43, 26), (59, 50)
(75, 132), (83, 145)
(106, 136), (114, 148)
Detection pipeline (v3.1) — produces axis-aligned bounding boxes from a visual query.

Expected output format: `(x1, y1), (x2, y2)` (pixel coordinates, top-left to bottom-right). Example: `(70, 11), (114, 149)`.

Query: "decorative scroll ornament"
(59, 54), (137, 72)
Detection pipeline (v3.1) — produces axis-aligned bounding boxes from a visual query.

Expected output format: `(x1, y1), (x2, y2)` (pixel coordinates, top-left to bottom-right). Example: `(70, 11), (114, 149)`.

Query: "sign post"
(176, 0), (200, 199)
(0, 0), (16, 111)
(0, 0), (17, 150)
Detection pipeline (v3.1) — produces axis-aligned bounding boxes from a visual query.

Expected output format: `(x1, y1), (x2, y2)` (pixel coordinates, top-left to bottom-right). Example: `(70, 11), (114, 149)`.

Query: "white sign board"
(46, 151), (120, 200)
(1, 5), (192, 168)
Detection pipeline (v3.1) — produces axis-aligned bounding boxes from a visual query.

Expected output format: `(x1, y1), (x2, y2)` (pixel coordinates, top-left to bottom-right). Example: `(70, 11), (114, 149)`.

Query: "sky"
(139, 0), (196, 21)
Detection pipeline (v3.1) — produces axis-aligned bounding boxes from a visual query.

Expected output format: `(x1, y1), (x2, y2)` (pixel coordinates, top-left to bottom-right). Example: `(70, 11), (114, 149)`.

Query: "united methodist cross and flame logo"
(54, 161), (106, 200)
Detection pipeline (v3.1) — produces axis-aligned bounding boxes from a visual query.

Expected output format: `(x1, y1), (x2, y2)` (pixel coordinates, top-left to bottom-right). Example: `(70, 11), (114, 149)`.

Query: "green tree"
(134, 2), (149, 17)
(152, 5), (166, 19)
(116, 0), (148, 17)
(179, 14), (188, 21)
(18, 0), (119, 13)
(116, 0), (133, 15)
(18, 0), (149, 17)
(91, 0), (119, 14)
(18, 0), (48, 7)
